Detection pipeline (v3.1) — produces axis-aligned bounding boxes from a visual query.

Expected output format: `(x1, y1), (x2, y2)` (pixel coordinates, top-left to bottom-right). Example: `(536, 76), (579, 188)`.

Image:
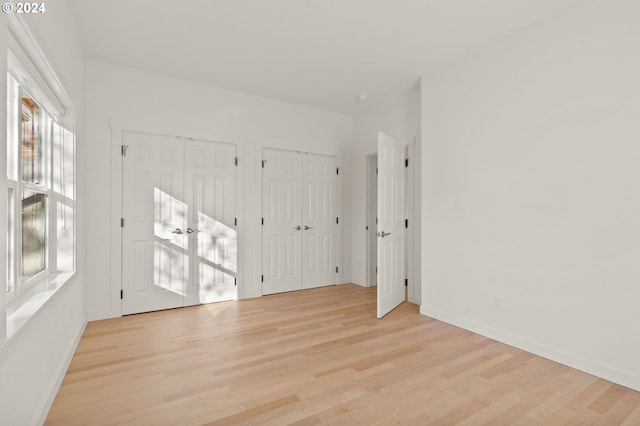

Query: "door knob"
(304, 225), (313, 230)
(171, 228), (183, 235)
(293, 225), (301, 230)
(381, 231), (391, 238)
(186, 228), (200, 234)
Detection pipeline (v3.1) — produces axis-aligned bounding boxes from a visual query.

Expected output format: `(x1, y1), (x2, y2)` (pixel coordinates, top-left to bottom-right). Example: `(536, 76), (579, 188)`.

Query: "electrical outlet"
(493, 296), (503, 310)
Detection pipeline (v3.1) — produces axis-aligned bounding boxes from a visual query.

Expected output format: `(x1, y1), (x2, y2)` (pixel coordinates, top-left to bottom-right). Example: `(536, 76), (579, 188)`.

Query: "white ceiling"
(71, 0), (580, 113)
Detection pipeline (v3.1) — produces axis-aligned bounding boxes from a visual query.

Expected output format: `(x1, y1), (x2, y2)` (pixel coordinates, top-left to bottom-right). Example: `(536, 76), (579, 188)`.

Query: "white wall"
(350, 84), (421, 303)
(0, 1), (87, 424)
(85, 61), (353, 320)
(421, 0), (640, 390)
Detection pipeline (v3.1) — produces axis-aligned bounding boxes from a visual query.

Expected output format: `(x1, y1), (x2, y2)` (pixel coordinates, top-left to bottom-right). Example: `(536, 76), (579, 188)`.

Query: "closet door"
(122, 132), (237, 315)
(262, 149), (303, 295)
(184, 139), (237, 306)
(122, 132), (187, 315)
(301, 153), (337, 289)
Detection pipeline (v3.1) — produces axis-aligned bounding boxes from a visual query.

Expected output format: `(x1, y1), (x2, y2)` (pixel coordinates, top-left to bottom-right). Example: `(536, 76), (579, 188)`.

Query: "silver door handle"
(381, 231), (391, 238)
(171, 228), (183, 235)
(294, 225), (301, 230)
(304, 225), (313, 230)
(186, 228), (200, 234)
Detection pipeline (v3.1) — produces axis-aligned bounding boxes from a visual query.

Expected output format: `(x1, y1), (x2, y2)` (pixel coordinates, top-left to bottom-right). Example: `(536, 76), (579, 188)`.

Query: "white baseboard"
(420, 306), (640, 392)
(87, 309), (121, 322)
(36, 318), (87, 425)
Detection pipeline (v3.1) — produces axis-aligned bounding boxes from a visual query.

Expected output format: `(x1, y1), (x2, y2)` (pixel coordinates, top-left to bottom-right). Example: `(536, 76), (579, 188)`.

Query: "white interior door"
(302, 153), (337, 289)
(122, 132), (187, 315)
(184, 140), (237, 306)
(262, 148), (303, 295)
(377, 132), (407, 318)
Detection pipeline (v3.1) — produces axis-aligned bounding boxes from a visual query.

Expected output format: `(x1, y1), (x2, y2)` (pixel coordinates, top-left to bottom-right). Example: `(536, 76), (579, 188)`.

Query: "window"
(6, 70), (75, 298)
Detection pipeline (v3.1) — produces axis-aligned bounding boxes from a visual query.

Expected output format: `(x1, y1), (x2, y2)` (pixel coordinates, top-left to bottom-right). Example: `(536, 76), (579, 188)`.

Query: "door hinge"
(376, 217), (378, 224)
(261, 217), (264, 225)
(405, 278), (408, 287)
(376, 266), (378, 273)
(234, 218), (238, 226)
(376, 167), (378, 175)
(120, 218), (125, 228)
(261, 275), (264, 283)
(261, 160), (265, 168)
(336, 266), (339, 273)
(121, 145), (128, 156)
(336, 167), (339, 175)
(405, 219), (408, 229)
(234, 157), (238, 166)
(336, 217), (339, 224)
(405, 158), (409, 168)
(366, 225), (369, 230)
(234, 277), (237, 286)
(120, 290), (123, 299)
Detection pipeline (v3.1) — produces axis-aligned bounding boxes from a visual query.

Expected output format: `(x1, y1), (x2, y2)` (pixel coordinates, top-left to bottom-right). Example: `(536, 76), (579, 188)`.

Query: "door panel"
(302, 153), (337, 289)
(122, 132), (187, 315)
(377, 132), (406, 318)
(184, 140), (237, 306)
(262, 149), (303, 295)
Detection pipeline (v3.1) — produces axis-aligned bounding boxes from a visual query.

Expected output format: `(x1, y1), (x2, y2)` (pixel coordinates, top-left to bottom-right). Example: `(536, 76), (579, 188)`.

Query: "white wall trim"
(420, 305), (640, 392)
(406, 140), (418, 304)
(234, 143), (244, 300)
(35, 318), (86, 425)
(336, 153), (346, 284)
(108, 125), (123, 320)
(365, 152), (377, 288)
(7, 14), (71, 117)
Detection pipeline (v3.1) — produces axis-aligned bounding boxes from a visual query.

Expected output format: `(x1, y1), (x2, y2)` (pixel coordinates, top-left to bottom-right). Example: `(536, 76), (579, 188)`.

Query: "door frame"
(106, 123), (241, 320)
(366, 153), (378, 288)
(365, 138), (420, 305)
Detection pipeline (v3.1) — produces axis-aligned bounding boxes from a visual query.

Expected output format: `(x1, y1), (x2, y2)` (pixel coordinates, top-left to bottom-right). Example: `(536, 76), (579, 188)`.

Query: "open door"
(377, 132), (406, 318)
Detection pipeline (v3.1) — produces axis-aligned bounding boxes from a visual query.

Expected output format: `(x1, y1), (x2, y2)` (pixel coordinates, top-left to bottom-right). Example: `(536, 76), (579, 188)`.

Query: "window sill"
(4, 272), (75, 344)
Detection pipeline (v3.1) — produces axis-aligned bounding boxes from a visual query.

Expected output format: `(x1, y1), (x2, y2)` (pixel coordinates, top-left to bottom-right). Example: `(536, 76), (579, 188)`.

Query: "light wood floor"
(47, 284), (640, 425)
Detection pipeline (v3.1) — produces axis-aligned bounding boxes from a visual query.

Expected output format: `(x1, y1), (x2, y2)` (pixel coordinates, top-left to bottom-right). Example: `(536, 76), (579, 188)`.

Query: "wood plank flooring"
(47, 284), (640, 425)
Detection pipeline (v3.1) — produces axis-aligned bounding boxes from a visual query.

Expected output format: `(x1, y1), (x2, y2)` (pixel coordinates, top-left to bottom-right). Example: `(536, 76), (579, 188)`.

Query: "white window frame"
(4, 16), (76, 307)
(6, 76), (54, 300)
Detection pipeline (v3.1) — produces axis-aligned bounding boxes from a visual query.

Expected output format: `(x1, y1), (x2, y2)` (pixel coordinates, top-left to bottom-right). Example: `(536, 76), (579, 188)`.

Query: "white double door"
(122, 131), (237, 315)
(262, 149), (337, 295)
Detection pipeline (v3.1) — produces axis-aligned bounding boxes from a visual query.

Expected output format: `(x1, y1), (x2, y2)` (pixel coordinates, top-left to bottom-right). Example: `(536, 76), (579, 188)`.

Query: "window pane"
(22, 190), (47, 279)
(7, 188), (15, 293)
(20, 90), (43, 184)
